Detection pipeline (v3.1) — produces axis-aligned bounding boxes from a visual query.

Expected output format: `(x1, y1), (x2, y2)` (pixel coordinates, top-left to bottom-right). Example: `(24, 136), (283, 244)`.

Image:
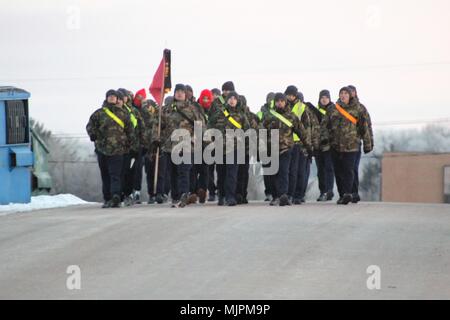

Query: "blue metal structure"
(0, 86), (34, 204)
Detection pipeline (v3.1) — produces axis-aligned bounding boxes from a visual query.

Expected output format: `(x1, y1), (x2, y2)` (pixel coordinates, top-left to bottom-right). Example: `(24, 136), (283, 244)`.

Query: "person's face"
(202, 95), (210, 105)
(213, 92), (220, 99)
(186, 90), (193, 100)
(339, 91), (350, 104)
(136, 94), (144, 102)
(228, 96), (238, 107)
(349, 89), (357, 98)
(286, 94), (296, 102)
(275, 99), (286, 109)
(222, 90), (231, 98)
(175, 90), (186, 101)
(107, 95), (117, 104)
(320, 96), (330, 106)
(117, 99), (124, 107)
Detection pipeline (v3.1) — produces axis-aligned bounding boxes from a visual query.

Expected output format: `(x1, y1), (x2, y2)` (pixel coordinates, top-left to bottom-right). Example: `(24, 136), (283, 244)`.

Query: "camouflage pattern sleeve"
(359, 103), (374, 150)
(358, 105), (373, 153)
(294, 116), (311, 153)
(86, 109), (100, 141)
(319, 112), (331, 152)
(135, 107), (147, 148)
(306, 106), (321, 153)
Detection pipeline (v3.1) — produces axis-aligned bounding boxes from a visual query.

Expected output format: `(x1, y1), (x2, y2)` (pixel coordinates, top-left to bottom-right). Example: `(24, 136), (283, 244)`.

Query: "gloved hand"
(152, 139), (161, 150)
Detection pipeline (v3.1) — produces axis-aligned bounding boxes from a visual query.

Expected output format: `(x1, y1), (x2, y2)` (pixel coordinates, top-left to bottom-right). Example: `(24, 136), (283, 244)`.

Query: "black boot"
(155, 194), (164, 204)
(236, 194), (243, 205)
(279, 194), (291, 206)
(177, 193), (189, 208)
(352, 193), (361, 203)
(337, 193), (352, 205)
(102, 200), (112, 208)
(111, 194), (121, 208)
(270, 198), (279, 206)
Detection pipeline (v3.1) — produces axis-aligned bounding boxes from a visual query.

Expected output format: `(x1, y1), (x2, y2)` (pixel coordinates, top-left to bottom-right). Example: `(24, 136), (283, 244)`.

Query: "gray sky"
(1, 0), (450, 134)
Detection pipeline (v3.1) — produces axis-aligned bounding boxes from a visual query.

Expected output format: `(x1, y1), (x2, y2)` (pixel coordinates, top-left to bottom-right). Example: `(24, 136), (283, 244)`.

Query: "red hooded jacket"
(134, 88), (147, 108)
(197, 89), (213, 110)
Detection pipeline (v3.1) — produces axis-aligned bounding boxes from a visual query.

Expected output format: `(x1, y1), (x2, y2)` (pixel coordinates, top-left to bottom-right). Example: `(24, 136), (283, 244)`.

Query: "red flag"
(149, 49), (171, 105)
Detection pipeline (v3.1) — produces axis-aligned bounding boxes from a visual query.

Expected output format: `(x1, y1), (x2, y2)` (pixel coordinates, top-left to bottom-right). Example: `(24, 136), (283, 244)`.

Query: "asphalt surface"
(0, 201), (449, 299)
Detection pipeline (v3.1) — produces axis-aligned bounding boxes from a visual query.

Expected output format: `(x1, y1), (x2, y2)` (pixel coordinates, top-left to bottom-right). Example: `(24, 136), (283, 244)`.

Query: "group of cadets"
(86, 81), (373, 208)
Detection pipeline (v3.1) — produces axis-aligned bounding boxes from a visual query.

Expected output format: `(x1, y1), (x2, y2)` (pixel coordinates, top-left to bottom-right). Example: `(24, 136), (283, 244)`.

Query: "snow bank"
(0, 194), (92, 216)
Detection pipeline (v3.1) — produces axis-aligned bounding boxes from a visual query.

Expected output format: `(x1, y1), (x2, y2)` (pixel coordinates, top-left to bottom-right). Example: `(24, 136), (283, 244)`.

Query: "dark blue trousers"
(97, 151), (123, 202)
(275, 149), (292, 198)
(352, 149), (362, 196)
(316, 150), (335, 194)
(170, 153), (193, 201)
(292, 147), (308, 200)
(331, 149), (358, 197)
(217, 152), (239, 202)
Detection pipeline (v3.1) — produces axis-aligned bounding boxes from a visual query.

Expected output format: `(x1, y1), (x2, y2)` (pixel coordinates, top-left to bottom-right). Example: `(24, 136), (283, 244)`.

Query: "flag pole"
(153, 55), (166, 195)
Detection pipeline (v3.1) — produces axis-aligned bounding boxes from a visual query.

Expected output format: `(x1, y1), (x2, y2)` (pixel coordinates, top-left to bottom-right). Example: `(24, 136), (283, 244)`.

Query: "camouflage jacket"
(305, 103), (321, 153)
(124, 103), (146, 153)
(286, 99), (314, 155)
(208, 101), (250, 154)
(358, 101), (374, 149)
(158, 100), (206, 153)
(320, 98), (372, 153)
(86, 101), (135, 156)
(139, 100), (160, 152)
(262, 106), (310, 155)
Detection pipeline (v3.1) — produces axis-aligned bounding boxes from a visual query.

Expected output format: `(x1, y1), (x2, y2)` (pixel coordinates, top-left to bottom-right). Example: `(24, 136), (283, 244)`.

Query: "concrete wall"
(382, 153), (450, 203)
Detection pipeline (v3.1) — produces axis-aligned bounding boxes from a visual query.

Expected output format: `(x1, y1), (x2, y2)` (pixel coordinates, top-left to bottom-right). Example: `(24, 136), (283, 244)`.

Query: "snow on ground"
(0, 194), (93, 216)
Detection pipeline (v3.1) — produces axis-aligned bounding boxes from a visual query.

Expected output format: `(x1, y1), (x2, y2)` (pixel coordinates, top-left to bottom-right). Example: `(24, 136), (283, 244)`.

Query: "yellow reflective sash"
(290, 102), (306, 142)
(318, 106), (327, 115)
(291, 102), (306, 117)
(256, 111), (263, 121)
(269, 109), (293, 127)
(103, 107), (124, 128)
(269, 109), (301, 140)
(223, 110), (242, 129)
(125, 106), (138, 128)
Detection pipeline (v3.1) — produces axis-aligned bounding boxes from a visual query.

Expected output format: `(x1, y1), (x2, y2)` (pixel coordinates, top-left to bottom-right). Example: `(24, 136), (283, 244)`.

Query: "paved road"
(0, 201), (449, 299)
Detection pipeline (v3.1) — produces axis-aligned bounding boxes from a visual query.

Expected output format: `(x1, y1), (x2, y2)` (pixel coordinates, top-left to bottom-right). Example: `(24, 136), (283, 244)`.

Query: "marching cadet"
(188, 88), (211, 204)
(139, 98), (163, 204)
(208, 81), (238, 205)
(235, 95), (259, 204)
(86, 89), (135, 208)
(156, 84), (205, 208)
(314, 90), (335, 201)
(262, 93), (310, 206)
(258, 92), (276, 202)
(302, 93), (322, 203)
(208, 90), (250, 206)
(186, 85), (196, 103)
(320, 87), (372, 205)
(284, 86), (312, 205)
(348, 85), (374, 203)
(211, 88), (221, 101)
(117, 89), (145, 206)
(207, 89), (221, 202)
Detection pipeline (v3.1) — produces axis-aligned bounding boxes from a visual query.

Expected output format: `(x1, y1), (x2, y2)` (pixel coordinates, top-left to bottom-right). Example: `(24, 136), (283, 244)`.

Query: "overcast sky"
(1, 0), (450, 134)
